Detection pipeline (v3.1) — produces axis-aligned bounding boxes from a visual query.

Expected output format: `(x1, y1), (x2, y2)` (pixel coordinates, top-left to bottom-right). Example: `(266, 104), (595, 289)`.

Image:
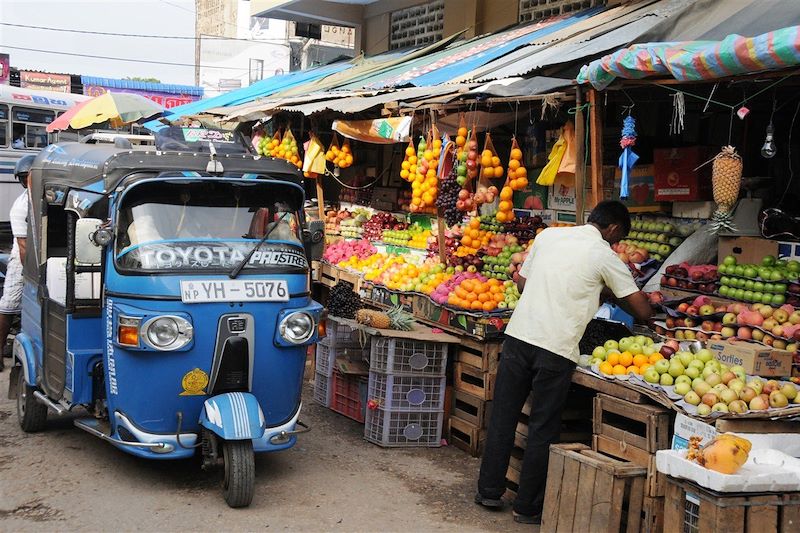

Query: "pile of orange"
(506, 146), (529, 190)
(446, 278), (505, 311)
(599, 351), (664, 376)
(458, 218), (492, 255)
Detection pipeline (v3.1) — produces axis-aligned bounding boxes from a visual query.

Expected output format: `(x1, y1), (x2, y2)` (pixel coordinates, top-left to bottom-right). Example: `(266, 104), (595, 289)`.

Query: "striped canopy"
(577, 25), (800, 90)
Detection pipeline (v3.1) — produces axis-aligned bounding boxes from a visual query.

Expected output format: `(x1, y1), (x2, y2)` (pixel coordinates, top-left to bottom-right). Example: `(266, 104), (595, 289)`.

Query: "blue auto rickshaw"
(9, 131), (325, 507)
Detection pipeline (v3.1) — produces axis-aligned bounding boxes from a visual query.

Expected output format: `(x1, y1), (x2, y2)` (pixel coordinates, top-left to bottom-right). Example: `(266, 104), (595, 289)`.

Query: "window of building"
(389, 0), (444, 50)
(519, 0), (604, 23)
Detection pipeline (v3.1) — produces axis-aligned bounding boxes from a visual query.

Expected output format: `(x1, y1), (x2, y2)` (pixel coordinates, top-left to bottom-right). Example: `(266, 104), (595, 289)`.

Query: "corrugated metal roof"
(81, 75), (203, 96)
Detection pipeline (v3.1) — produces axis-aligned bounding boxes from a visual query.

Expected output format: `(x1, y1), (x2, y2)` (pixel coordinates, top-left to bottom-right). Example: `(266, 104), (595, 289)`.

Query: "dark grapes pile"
(362, 212), (396, 241)
(436, 158), (463, 227)
(326, 281), (362, 319)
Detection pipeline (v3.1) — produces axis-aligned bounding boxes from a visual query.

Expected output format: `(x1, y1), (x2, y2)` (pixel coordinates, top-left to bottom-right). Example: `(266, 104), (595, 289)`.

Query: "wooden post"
(431, 108), (447, 264)
(588, 88), (603, 209)
(574, 86), (586, 225)
(315, 177), (325, 223)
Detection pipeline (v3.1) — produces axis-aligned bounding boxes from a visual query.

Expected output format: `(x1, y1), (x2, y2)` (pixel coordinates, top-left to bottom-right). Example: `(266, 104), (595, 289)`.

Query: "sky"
(0, 0), (201, 85)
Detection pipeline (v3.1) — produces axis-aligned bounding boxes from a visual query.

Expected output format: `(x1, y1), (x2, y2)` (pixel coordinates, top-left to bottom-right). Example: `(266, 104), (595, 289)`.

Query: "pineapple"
(355, 305), (415, 331)
(710, 145), (743, 233)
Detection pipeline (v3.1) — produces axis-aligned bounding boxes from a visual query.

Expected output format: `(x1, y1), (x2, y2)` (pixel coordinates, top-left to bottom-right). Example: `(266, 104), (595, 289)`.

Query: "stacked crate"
(447, 338), (502, 456)
(591, 393), (674, 532)
(364, 336), (448, 447)
(313, 317), (368, 408)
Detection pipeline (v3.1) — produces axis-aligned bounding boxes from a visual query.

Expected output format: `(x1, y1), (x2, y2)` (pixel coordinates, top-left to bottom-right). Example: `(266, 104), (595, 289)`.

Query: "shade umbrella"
(47, 92), (164, 132)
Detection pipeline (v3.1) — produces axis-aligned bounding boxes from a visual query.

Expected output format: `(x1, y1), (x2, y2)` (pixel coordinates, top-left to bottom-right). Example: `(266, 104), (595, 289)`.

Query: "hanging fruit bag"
(325, 133), (341, 164)
(267, 130), (282, 157)
(455, 113), (468, 156)
(479, 132), (503, 181)
(400, 139), (416, 182)
(506, 137), (529, 191)
(280, 128), (302, 168)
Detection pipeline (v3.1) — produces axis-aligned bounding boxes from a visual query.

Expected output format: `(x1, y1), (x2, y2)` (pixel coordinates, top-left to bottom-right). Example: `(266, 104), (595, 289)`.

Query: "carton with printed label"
(707, 340), (793, 377)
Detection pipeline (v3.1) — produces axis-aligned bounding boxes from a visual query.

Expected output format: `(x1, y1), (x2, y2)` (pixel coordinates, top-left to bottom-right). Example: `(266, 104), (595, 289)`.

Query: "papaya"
(698, 433), (751, 474)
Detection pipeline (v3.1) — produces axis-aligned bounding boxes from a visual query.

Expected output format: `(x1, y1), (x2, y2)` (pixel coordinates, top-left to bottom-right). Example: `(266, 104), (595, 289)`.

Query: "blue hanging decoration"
(618, 115), (639, 199)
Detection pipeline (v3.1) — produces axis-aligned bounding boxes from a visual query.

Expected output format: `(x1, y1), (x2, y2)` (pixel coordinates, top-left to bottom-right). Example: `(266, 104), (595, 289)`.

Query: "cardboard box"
(672, 201), (715, 219)
(707, 339), (793, 377)
(671, 413), (717, 450)
(654, 147), (712, 201)
(613, 164), (659, 211)
(718, 236), (779, 265)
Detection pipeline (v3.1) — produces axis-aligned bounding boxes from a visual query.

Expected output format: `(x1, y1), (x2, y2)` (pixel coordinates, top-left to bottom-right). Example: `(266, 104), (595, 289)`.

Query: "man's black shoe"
(513, 511), (542, 525)
(474, 492), (504, 509)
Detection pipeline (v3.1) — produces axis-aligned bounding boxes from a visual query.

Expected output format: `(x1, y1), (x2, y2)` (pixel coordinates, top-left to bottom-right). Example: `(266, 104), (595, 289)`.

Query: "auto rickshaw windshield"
(115, 179), (306, 273)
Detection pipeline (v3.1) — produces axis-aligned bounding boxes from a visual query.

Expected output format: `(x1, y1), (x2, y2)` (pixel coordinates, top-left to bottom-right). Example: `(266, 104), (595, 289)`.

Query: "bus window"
(12, 106), (55, 148)
(0, 105), (8, 147)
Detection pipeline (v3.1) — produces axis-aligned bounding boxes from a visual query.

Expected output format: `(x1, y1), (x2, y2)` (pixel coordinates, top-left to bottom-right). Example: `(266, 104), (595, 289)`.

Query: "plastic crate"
(313, 370), (333, 407)
(367, 372), (445, 412)
(315, 340), (368, 377)
(330, 371), (367, 423)
(324, 316), (362, 348)
(364, 409), (443, 447)
(369, 337), (447, 376)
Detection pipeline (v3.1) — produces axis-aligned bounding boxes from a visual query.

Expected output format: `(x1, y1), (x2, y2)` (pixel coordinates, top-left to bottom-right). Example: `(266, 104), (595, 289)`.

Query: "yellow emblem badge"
(180, 368), (209, 396)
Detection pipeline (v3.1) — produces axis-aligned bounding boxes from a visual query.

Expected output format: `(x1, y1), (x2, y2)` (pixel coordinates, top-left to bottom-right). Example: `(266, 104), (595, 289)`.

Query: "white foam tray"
(656, 448), (800, 492)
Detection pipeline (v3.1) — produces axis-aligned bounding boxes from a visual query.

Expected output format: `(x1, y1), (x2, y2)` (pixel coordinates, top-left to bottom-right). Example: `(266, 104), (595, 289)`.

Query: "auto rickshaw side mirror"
(75, 218), (107, 265)
(303, 220), (325, 262)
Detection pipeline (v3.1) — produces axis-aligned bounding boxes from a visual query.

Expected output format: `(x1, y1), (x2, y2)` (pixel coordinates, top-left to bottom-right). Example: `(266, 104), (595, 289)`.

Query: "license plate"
(180, 280), (289, 303)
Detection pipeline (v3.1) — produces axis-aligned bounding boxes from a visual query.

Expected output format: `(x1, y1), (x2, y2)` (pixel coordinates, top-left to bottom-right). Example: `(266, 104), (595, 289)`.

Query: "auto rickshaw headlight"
(142, 316), (193, 351)
(279, 312), (314, 344)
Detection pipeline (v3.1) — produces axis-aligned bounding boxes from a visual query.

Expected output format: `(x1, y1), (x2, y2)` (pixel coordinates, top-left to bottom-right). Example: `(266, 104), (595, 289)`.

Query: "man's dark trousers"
(477, 335), (577, 516)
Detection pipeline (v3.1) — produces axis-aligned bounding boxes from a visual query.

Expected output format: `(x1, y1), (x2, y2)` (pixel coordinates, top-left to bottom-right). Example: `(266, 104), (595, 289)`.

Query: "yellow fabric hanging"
(536, 134), (566, 186)
(303, 134), (327, 174)
(557, 120), (576, 175)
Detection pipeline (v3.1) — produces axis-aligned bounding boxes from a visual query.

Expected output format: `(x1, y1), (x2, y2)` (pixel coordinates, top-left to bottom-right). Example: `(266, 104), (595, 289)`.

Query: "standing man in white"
(0, 154), (34, 371)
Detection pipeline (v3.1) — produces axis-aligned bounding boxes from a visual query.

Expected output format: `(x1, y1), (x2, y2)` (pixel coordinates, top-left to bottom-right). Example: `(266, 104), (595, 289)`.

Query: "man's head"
(587, 200), (631, 244)
(14, 155), (35, 189)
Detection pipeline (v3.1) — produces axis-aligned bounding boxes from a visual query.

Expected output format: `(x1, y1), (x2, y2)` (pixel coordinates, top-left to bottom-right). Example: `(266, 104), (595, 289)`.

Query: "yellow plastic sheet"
(536, 134), (566, 186)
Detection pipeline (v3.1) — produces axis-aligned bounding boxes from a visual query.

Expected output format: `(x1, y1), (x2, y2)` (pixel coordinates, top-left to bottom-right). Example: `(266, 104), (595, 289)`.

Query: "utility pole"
(194, 0), (201, 86)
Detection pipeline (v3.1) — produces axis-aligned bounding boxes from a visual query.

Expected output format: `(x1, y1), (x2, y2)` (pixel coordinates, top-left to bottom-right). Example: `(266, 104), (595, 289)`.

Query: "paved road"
(0, 368), (533, 532)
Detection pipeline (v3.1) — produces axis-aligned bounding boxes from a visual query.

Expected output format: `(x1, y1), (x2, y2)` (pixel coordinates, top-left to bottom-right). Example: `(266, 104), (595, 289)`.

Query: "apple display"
(684, 391), (701, 405)
(697, 404), (712, 416)
(660, 373), (674, 386)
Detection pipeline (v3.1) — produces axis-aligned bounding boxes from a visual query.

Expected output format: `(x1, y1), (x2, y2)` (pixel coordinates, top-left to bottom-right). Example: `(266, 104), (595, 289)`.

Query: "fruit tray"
(655, 448), (800, 492)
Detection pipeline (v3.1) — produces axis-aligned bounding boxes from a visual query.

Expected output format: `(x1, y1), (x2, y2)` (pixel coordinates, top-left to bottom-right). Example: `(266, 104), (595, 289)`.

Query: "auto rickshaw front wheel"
(222, 439), (255, 508)
(16, 368), (48, 433)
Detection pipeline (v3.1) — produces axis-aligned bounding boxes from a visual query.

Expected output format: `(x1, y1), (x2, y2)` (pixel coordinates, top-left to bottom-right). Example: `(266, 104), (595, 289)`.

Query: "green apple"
(728, 379), (745, 394)
(643, 368), (660, 384)
(590, 358), (604, 366)
(747, 379), (764, 395)
(634, 335), (647, 346)
(697, 404), (712, 416)
(618, 337), (633, 352)
(705, 373), (722, 387)
(711, 383), (728, 395)
(628, 342), (643, 355)
(642, 345), (656, 356)
(684, 391), (701, 405)
(643, 337), (654, 346)
(781, 383), (798, 401)
(678, 351), (694, 367)
(675, 375), (692, 386)
(675, 382), (692, 396)
(695, 349), (713, 363)
(712, 402), (729, 413)
(660, 373), (674, 386)
(604, 340), (619, 352)
(592, 346), (607, 360)
(720, 388), (739, 404)
(684, 366), (700, 379)
(702, 366), (719, 379)
(668, 361), (685, 378)
(654, 359), (670, 374)
(731, 365), (746, 382)
(688, 359), (705, 371)
(692, 379), (711, 396)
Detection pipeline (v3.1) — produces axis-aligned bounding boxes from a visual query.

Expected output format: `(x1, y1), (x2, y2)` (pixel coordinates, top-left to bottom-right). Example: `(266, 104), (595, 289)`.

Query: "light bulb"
(761, 122), (776, 158)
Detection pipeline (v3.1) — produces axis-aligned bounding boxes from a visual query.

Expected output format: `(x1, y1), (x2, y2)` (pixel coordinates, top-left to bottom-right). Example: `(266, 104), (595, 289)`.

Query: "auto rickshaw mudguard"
(199, 392), (266, 440)
(12, 332), (37, 386)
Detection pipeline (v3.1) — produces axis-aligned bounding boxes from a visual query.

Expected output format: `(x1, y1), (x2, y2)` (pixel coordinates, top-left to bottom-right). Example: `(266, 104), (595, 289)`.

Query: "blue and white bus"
(0, 85), (89, 231)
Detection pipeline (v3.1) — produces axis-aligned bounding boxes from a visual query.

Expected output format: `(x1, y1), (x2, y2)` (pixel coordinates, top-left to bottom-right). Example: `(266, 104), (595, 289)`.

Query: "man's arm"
(618, 291), (653, 322)
(17, 237), (26, 261)
(516, 274), (526, 293)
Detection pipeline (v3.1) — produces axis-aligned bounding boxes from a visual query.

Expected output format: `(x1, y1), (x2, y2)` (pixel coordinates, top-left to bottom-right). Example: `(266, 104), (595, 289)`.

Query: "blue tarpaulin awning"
(81, 76), (204, 96)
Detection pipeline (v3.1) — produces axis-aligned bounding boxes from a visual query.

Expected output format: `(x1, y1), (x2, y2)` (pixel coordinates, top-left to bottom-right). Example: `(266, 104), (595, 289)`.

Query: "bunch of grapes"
(436, 159), (463, 227)
(326, 281), (363, 319)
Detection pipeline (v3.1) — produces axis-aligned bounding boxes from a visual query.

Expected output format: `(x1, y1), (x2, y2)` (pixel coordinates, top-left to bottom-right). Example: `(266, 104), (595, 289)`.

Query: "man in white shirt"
(0, 155), (34, 371)
(475, 200), (652, 524)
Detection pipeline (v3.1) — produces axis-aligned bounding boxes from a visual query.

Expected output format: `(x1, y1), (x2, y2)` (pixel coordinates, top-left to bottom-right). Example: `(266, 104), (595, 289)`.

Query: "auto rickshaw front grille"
(211, 336), (250, 394)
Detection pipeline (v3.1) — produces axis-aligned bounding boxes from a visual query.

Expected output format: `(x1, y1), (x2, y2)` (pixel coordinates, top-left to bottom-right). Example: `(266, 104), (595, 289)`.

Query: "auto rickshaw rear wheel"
(222, 439), (255, 508)
(16, 368), (48, 432)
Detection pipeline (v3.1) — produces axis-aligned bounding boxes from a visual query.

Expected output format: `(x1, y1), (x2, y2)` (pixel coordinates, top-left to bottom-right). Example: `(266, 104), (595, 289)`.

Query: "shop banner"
(332, 117), (411, 144)
(20, 70), (71, 93)
(83, 85), (199, 109)
(0, 54), (9, 85)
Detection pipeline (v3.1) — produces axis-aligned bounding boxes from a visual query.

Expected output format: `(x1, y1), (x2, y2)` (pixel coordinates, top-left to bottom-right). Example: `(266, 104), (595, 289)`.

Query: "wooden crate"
(456, 337), (503, 372)
(318, 263), (366, 292)
(447, 416), (485, 457)
(663, 477), (800, 533)
(642, 496), (664, 533)
(593, 393), (673, 454)
(453, 362), (495, 401)
(451, 390), (492, 429)
(593, 434), (666, 498)
(541, 443), (647, 533)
